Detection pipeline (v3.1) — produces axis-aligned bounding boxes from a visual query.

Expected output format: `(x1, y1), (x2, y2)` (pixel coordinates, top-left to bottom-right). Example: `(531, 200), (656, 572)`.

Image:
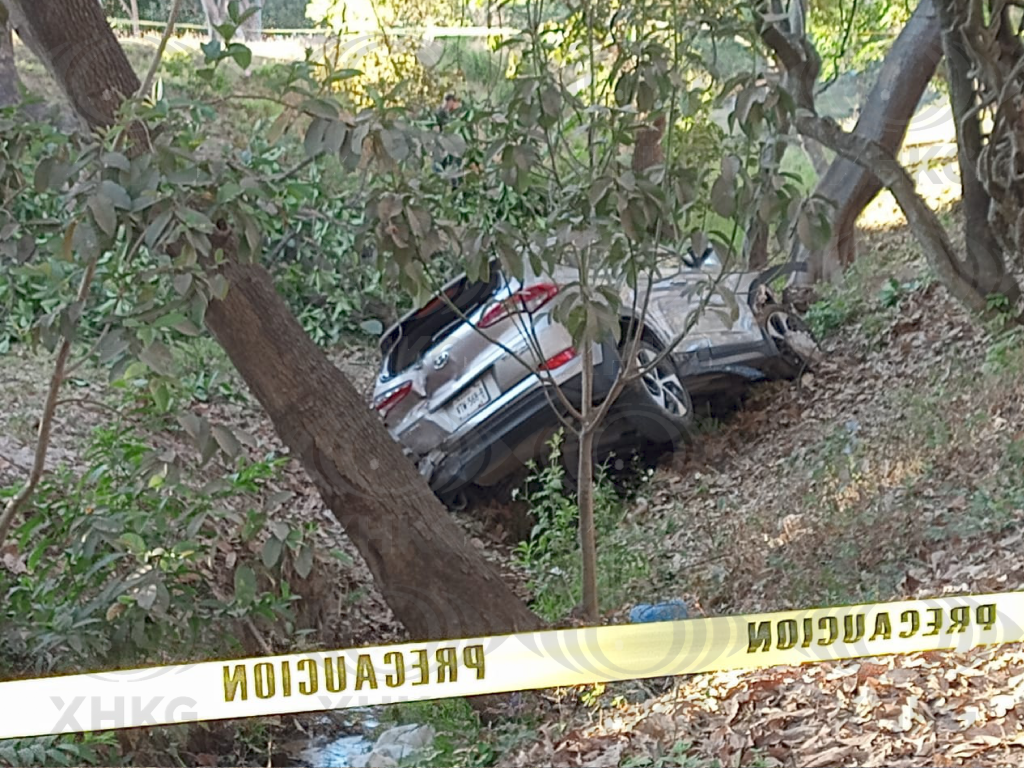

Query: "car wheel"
(611, 335), (694, 447)
(759, 306), (821, 372)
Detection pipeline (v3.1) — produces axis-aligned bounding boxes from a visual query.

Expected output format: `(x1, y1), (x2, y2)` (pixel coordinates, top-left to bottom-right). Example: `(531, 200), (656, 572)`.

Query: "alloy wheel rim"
(637, 347), (689, 417)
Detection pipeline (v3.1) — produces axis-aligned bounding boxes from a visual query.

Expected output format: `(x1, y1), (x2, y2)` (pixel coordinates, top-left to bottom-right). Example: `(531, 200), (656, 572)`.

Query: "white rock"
(373, 743), (414, 761)
(349, 751), (398, 768)
(374, 723), (436, 750)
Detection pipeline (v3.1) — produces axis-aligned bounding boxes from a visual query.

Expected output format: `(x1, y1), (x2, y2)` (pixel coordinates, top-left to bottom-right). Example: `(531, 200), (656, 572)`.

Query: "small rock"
(375, 723), (436, 750)
(350, 752), (397, 768)
(374, 743), (414, 761)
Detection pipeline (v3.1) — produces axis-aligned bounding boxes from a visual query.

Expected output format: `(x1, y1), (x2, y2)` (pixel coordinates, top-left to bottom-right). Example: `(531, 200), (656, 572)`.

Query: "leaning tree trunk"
(6, 0), (544, 643)
(934, 0), (1020, 304)
(0, 2), (21, 108)
(792, 0), (944, 284)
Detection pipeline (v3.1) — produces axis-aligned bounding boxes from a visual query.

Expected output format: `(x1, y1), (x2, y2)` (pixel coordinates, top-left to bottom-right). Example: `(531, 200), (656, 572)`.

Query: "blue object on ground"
(629, 600), (689, 623)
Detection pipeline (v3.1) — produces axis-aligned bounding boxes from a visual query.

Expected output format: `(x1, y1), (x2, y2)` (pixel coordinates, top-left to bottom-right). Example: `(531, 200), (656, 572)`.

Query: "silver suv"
(372, 249), (820, 505)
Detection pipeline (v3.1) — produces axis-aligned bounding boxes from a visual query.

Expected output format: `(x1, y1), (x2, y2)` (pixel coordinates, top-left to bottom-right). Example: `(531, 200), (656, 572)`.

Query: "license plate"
(452, 380), (490, 420)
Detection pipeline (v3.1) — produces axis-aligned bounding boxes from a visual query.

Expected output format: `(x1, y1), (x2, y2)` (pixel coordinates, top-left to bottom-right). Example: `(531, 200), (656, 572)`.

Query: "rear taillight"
(539, 347), (577, 371)
(373, 382), (413, 417)
(478, 283), (559, 328)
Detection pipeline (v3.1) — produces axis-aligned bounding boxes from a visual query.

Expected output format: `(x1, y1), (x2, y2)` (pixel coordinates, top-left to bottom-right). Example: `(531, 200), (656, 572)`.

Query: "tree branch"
(0, 251), (100, 546)
(139, 0), (184, 99)
(793, 111), (998, 317)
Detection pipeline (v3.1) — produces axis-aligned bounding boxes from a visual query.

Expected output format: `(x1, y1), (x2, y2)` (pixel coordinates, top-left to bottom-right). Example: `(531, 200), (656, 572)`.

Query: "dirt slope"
(498, 220), (1024, 767)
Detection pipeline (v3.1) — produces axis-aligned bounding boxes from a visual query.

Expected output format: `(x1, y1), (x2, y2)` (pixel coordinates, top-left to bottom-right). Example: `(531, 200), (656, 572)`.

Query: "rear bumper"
(427, 339), (621, 498)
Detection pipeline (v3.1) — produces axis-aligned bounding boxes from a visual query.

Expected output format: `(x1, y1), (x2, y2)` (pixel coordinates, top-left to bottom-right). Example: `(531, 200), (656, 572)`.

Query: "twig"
(53, 397), (121, 416)
(210, 583), (273, 655)
(139, 0), (184, 100)
(0, 252), (100, 546)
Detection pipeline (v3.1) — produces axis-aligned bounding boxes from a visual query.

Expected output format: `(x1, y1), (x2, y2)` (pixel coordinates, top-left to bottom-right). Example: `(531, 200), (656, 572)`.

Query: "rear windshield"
(382, 268), (504, 375)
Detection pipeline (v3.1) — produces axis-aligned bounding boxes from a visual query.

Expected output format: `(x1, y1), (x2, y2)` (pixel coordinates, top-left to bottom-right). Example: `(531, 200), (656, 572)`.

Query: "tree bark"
(791, 0), (944, 284)
(800, 136), (829, 176)
(0, 2), (22, 108)
(795, 112), (997, 318)
(4, 0), (137, 130)
(10, 0), (544, 643)
(935, 0), (1020, 304)
(576, 341), (597, 624)
(203, 255), (542, 640)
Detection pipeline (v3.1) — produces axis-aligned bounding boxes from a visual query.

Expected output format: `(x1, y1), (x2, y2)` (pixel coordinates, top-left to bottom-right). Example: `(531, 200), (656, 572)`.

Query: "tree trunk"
(9, 0), (544, 643)
(238, 0), (262, 42)
(576, 342), (598, 624)
(200, 0), (226, 39)
(130, 0), (140, 37)
(201, 0), (262, 43)
(800, 136), (829, 176)
(0, 2), (22, 108)
(203, 257), (542, 640)
(4, 0), (138, 130)
(792, 0), (944, 284)
(745, 0), (806, 270)
(935, 0), (1020, 304)
(795, 112), (1001, 318)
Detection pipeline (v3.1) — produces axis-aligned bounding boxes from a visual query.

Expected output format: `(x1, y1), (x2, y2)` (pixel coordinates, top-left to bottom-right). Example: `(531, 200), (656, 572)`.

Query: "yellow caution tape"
(2, 590), (1022, 740)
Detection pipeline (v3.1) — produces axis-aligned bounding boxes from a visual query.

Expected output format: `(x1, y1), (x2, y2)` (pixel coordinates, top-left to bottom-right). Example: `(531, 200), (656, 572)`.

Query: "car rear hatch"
(373, 266), (573, 458)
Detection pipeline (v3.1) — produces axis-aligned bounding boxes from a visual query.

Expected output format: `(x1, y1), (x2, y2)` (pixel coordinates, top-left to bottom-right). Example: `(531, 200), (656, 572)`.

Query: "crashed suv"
(371, 248), (820, 506)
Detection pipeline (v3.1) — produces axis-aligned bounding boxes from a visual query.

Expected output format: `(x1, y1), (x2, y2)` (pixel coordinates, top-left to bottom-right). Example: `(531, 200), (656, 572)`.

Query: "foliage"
(804, 288), (863, 337)
(621, 740), (706, 768)
(101, 0), (311, 28)
(512, 433), (650, 622)
(0, 396), (312, 675)
(0, 733), (120, 768)
(809, 0), (914, 88)
(304, 0), (463, 110)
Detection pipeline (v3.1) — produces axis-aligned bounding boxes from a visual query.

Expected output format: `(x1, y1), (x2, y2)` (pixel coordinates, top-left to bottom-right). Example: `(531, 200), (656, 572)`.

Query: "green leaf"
(207, 273), (230, 301)
(100, 180), (132, 210)
(589, 177), (614, 208)
(34, 157), (56, 192)
(303, 117), (329, 158)
(119, 532), (146, 555)
(139, 341), (175, 376)
(294, 544), (314, 579)
(212, 424), (241, 459)
(179, 208), (214, 233)
(153, 311), (188, 328)
(87, 194), (117, 237)
(233, 565), (257, 604)
(102, 151), (131, 172)
(359, 318), (384, 336)
(200, 39), (222, 62)
(300, 98), (341, 120)
(96, 329), (130, 363)
(710, 175), (736, 219)
(145, 208), (174, 249)
(173, 273), (193, 296)
(227, 43), (252, 70)
(150, 380), (171, 412)
(173, 318), (203, 337)
(136, 584), (158, 611)
(262, 537), (283, 569)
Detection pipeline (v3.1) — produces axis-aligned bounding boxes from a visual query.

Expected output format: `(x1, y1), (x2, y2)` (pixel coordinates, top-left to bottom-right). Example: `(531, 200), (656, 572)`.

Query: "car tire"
(609, 334), (694, 447)
(758, 306), (821, 373)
